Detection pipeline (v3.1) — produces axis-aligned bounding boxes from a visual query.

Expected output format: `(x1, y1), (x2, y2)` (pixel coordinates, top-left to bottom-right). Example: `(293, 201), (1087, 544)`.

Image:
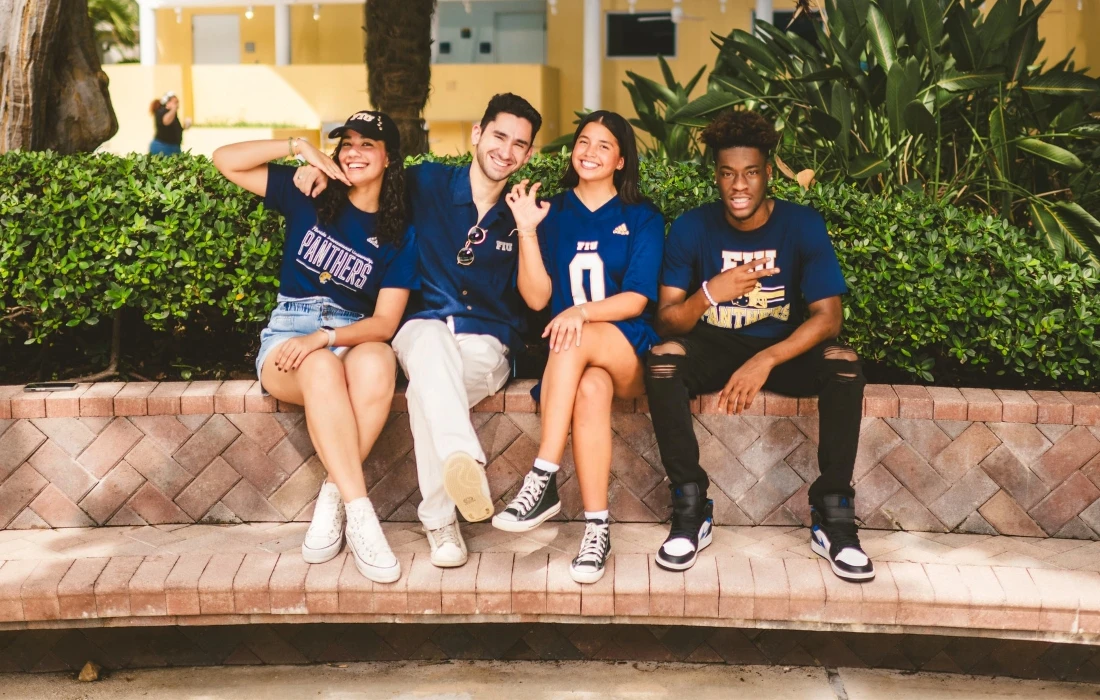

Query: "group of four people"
(211, 93), (874, 588)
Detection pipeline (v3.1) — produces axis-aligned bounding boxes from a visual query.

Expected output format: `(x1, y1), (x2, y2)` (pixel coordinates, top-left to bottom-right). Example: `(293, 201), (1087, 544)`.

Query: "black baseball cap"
(328, 111), (401, 154)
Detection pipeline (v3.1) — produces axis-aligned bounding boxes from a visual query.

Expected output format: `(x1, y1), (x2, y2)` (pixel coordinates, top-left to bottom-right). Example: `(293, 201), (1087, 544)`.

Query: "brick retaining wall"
(0, 381), (1098, 537)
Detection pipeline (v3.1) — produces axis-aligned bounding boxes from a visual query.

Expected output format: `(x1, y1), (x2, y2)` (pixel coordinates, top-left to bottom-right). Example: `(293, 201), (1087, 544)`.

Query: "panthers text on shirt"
(296, 226), (374, 290)
(702, 248), (791, 330)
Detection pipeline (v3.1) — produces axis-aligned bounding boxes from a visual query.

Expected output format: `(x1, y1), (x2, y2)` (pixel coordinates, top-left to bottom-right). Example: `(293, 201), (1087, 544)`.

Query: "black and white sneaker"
(810, 494), (875, 582)
(570, 518), (611, 584)
(655, 482), (713, 571)
(492, 467), (561, 532)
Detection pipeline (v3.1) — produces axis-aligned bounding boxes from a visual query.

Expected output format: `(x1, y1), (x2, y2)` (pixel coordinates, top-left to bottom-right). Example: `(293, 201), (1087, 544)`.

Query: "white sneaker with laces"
(302, 481), (344, 564)
(425, 521), (468, 568)
(345, 498), (400, 583)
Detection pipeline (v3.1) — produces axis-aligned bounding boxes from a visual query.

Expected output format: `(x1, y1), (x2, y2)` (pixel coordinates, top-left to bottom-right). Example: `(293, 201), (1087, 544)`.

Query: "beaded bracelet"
(701, 280), (719, 307)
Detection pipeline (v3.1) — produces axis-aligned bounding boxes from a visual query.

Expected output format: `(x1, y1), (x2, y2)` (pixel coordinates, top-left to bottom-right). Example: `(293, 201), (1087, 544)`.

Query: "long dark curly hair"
(314, 138), (407, 246)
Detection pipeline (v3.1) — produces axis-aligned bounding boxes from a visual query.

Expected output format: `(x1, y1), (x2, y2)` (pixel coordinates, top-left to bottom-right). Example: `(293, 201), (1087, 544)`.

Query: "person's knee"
(823, 344), (864, 384)
(646, 342), (686, 381)
(576, 368), (613, 404)
(345, 345), (397, 398)
(298, 350), (346, 387)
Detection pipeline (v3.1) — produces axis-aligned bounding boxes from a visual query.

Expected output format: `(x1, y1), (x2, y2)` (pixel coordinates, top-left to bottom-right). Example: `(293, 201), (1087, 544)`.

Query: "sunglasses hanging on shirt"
(457, 225), (488, 266)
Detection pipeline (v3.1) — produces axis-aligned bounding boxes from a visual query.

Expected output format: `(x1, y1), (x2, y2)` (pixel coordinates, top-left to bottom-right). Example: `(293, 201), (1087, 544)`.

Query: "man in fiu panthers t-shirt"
(645, 109), (873, 584)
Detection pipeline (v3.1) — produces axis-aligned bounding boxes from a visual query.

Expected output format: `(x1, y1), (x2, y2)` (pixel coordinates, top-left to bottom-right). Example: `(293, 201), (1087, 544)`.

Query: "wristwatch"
(320, 325), (337, 347)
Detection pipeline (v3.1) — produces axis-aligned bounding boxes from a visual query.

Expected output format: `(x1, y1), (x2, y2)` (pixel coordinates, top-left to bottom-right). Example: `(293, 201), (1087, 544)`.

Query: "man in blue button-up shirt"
(294, 94), (549, 568)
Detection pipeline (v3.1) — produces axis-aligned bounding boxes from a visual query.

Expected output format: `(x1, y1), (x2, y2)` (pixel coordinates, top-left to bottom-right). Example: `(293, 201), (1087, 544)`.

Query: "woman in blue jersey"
(212, 112), (418, 584)
(492, 111), (664, 583)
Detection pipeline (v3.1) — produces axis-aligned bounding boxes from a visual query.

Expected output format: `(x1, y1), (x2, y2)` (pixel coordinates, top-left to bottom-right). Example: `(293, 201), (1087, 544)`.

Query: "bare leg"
(343, 342), (398, 463)
(571, 367), (614, 512)
(261, 350), (367, 502)
(537, 322), (645, 465)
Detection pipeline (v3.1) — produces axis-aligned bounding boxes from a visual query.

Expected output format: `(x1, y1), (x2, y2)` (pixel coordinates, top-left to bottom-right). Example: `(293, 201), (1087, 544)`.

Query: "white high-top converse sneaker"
(345, 498), (400, 583)
(301, 481), (345, 564)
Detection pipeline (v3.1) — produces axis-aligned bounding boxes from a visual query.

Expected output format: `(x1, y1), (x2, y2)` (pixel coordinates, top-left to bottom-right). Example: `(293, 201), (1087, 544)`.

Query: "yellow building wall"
(189, 65), (369, 126)
(155, 6), (276, 65)
(547, 0), (799, 144)
(1038, 0), (1100, 76)
(290, 5), (364, 64)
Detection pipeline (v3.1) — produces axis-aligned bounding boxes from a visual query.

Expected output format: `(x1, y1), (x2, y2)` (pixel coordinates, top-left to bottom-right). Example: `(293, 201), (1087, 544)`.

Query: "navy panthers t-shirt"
(538, 190), (664, 354)
(264, 164), (419, 315)
(661, 199), (847, 339)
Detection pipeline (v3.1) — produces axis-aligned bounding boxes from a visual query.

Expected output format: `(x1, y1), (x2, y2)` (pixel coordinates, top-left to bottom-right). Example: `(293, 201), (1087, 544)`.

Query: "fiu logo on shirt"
(702, 249), (790, 330)
(612, 223), (630, 236)
(577, 241), (599, 251)
(496, 240), (513, 252)
(296, 227), (374, 290)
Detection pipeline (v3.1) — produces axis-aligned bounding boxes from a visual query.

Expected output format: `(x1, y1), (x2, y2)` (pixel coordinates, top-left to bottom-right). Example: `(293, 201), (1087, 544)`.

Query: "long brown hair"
(559, 110), (644, 205)
(314, 136), (408, 246)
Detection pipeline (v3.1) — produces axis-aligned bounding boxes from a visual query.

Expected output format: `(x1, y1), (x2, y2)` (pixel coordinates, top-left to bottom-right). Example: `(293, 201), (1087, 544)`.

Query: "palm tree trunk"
(0, 0), (117, 153)
(364, 0), (435, 156)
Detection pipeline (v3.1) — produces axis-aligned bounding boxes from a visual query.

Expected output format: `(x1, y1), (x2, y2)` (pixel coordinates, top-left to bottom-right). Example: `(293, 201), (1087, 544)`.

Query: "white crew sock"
(585, 509), (609, 522)
(534, 458), (560, 473)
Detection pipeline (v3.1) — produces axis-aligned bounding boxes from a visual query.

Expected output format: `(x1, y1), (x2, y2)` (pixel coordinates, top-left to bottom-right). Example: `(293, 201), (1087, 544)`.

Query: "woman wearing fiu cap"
(149, 92), (190, 156)
(212, 112), (418, 583)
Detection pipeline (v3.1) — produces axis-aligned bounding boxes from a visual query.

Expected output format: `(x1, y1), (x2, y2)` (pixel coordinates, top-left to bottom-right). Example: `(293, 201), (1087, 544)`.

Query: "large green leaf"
(945, 3), (982, 71)
(793, 67), (849, 83)
(627, 72), (678, 105)
(830, 85), (853, 152)
(989, 104), (1011, 183)
(1029, 199), (1100, 267)
(810, 109), (843, 139)
(886, 62), (917, 138)
(682, 64), (708, 96)
(979, 0), (1020, 52)
(849, 153), (891, 179)
(910, 0), (945, 62)
(1006, 17), (1038, 82)
(710, 74), (761, 100)
(1071, 123), (1100, 138)
(730, 30), (781, 72)
(1017, 137), (1085, 171)
(658, 55), (678, 91)
(904, 100), (936, 137)
(867, 4), (898, 72)
(937, 71), (1005, 91)
(1021, 71), (1100, 96)
(667, 91), (741, 122)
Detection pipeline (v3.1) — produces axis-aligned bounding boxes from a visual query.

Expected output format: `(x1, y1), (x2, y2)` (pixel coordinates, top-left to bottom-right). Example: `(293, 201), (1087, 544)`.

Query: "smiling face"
(336, 130), (389, 186)
(715, 146), (772, 227)
(471, 112), (535, 183)
(571, 120), (624, 186)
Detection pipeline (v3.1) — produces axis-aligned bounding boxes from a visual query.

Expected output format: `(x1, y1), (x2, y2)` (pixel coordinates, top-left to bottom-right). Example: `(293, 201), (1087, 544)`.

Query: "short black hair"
(559, 110), (644, 205)
(479, 93), (543, 143)
(701, 109), (779, 158)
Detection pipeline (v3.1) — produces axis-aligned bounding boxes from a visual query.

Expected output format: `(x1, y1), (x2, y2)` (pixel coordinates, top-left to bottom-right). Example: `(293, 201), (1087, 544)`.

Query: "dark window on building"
(769, 10), (824, 50)
(606, 12), (676, 58)
(439, 41), (452, 54)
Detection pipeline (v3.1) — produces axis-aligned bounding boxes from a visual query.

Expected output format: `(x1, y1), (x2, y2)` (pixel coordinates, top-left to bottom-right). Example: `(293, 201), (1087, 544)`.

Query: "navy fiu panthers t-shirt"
(538, 190), (664, 355)
(661, 199), (847, 339)
(264, 164), (419, 315)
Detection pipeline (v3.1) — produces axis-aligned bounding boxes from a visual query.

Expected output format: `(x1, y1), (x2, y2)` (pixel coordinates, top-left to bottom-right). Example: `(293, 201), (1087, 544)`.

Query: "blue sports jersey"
(661, 199), (847, 339)
(264, 164), (419, 315)
(403, 162), (526, 353)
(538, 190), (664, 355)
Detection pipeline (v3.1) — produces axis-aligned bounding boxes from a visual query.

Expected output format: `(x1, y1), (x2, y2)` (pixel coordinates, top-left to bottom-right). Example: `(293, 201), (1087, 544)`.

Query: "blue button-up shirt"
(405, 162), (526, 353)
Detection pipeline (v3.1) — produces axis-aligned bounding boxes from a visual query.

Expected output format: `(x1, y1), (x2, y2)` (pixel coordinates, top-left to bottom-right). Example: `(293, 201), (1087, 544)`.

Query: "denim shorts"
(255, 294), (364, 390)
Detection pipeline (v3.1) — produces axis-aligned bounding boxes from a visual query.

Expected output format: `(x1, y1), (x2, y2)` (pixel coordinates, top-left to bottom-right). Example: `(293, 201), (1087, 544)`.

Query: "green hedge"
(1, 150), (1098, 386)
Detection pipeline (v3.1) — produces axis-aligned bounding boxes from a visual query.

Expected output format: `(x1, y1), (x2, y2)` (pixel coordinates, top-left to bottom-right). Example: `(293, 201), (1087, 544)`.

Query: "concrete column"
(275, 3), (291, 66)
(139, 2), (157, 66)
(755, 0), (773, 32)
(582, 0), (601, 111)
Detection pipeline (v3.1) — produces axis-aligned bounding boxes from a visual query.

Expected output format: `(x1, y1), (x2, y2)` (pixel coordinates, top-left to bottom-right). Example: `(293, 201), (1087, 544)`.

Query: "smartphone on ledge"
(23, 382), (79, 392)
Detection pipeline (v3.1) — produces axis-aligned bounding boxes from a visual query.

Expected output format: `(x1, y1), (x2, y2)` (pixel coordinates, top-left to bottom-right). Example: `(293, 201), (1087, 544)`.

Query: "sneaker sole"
(569, 565), (607, 584)
(350, 548), (401, 583)
(810, 538), (876, 582)
(491, 501), (562, 533)
(301, 535), (344, 565)
(654, 529), (713, 572)
(429, 552), (469, 568)
(443, 453), (493, 523)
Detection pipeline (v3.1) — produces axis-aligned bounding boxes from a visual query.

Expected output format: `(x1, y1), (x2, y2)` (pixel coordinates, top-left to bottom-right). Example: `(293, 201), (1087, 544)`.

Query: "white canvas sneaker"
(425, 521), (468, 568)
(301, 481), (345, 564)
(345, 498), (400, 583)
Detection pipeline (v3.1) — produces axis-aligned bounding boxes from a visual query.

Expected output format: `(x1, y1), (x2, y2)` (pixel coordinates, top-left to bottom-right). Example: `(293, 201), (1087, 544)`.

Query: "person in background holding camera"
(211, 111), (418, 583)
(149, 92), (191, 156)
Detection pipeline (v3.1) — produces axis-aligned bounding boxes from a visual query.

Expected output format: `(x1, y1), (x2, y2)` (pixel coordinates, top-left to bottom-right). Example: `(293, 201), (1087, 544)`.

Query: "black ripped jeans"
(644, 323), (865, 507)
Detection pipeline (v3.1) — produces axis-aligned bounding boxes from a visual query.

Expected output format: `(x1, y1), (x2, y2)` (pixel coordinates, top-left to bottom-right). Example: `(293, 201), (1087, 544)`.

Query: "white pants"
(392, 318), (511, 529)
